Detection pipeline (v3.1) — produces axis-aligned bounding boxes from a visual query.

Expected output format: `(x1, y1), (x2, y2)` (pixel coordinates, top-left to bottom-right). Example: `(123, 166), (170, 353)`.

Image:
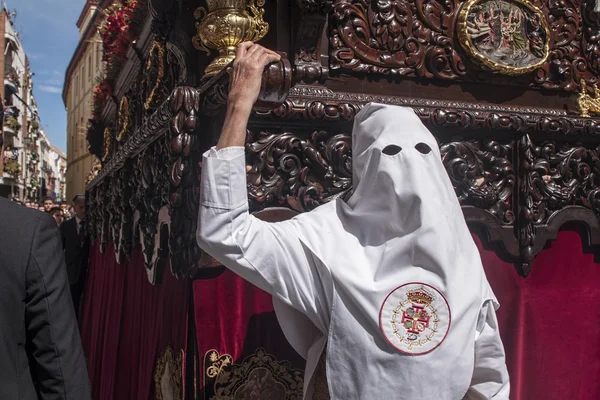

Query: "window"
(80, 117), (84, 149)
(88, 54), (92, 79)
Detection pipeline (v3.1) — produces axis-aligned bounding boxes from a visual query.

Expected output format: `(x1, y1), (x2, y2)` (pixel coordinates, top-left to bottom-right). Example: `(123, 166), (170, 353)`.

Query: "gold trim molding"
(145, 41), (166, 110)
(457, 0), (551, 75)
(102, 127), (112, 162)
(116, 96), (130, 142)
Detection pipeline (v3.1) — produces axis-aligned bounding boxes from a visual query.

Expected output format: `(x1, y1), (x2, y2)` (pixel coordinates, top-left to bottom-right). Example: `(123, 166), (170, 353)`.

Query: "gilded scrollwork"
(577, 79), (600, 117)
(102, 127), (113, 163)
(144, 41), (166, 111)
(116, 96), (131, 142)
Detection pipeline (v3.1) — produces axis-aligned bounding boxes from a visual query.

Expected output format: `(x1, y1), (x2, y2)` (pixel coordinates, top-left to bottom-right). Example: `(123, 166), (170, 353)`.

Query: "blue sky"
(11, 0), (83, 152)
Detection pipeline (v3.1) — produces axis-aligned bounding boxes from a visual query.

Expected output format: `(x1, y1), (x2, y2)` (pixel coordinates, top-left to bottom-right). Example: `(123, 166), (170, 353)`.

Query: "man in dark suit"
(0, 196), (91, 399)
(60, 194), (90, 318)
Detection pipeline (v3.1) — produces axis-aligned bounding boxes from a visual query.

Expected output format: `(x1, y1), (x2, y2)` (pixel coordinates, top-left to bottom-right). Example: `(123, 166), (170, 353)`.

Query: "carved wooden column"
(168, 87), (202, 278)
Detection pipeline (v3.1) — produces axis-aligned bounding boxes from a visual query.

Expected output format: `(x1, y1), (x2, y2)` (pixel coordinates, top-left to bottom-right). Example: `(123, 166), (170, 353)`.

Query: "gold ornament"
(85, 158), (102, 185)
(102, 127), (112, 162)
(577, 79), (600, 117)
(192, 0), (269, 76)
(144, 41), (165, 110)
(116, 96), (130, 142)
(457, 0), (550, 76)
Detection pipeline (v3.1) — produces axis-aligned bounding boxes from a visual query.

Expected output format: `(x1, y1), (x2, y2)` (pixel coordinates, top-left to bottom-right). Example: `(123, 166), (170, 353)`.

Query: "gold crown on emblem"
(407, 288), (434, 305)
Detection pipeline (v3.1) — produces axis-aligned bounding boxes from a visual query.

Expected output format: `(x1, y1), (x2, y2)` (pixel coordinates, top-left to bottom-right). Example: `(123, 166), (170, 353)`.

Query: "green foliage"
(5, 116), (21, 132)
(4, 159), (20, 176)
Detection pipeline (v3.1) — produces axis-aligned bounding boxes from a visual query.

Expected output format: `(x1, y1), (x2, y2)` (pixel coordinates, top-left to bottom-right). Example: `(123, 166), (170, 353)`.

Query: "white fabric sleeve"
(464, 300), (511, 400)
(197, 146), (330, 332)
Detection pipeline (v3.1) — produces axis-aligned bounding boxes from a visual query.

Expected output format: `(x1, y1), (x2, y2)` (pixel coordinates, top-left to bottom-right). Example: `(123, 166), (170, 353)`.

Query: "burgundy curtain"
(193, 269), (304, 396)
(192, 229), (600, 399)
(80, 244), (190, 400)
(476, 228), (600, 399)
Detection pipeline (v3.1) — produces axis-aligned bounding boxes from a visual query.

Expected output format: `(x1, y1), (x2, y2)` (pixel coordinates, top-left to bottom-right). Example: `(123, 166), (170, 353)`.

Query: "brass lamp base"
(192, 0), (269, 78)
(204, 47), (237, 76)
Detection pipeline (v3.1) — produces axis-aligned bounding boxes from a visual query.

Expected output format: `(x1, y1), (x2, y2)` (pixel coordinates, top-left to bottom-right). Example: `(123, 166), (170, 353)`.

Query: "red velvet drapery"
(80, 244), (190, 400)
(193, 229), (600, 399)
(476, 229), (600, 400)
(193, 269), (305, 397)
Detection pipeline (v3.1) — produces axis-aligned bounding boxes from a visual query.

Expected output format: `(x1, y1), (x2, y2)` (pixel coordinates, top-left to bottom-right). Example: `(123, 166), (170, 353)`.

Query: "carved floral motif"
(246, 130), (352, 212)
(440, 140), (515, 225)
(168, 87), (203, 278)
(519, 135), (600, 274)
(325, 0), (599, 91)
(330, 0), (466, 80)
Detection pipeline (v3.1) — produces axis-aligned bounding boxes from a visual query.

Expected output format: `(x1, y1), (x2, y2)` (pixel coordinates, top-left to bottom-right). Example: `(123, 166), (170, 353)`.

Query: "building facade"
(0, 7), (43, 202)
(63, 0), (106, 201)
(49, 145), (67, 202)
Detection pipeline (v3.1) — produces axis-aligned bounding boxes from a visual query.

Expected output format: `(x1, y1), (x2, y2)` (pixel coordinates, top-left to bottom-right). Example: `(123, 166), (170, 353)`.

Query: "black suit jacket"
(59, 218), (90, 285)
(0, 197), (91, 399)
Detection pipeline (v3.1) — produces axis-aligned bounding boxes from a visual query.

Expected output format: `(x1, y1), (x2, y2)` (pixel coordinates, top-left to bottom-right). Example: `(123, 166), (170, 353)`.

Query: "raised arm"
(26, 214), (91, 399)
(196, 43), (331, 331)
(464, 300), (511, 399)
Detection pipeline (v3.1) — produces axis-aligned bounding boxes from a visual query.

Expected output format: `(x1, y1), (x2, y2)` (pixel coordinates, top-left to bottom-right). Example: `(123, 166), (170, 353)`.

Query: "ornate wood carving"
(87, 90), (175, 190)
(142, 40), (170, 112)
(86, 2), (600, 282)
(247, 130), (352, 213)
(138, 134), (172, 270)
(518, 135), (600, 274)
(246, 125), (600, 274)
(168, 87), (202, 278)
(323, 0), (600, 92)
(440, 140), (515, 226)
(253, 85), (600, 137)
(114, 160), (135, 263)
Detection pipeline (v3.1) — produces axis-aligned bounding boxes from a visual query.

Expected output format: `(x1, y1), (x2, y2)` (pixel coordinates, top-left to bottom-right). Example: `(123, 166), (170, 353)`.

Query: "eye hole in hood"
(415, 142), (432, 154)
(382, 145), (402, 156)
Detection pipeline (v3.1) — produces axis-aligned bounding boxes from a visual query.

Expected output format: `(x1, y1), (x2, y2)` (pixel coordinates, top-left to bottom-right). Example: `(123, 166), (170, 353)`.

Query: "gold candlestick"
(192, 0), (269, 76)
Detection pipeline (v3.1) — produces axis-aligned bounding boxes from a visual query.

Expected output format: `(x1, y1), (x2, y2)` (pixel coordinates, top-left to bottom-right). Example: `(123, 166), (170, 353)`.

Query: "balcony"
(4, 65), (21, 89)
(3, 116), (21, 135)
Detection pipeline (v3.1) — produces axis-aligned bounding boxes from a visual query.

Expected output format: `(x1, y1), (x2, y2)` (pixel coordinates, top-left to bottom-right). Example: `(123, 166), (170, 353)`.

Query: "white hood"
(275, 103), (498, 398)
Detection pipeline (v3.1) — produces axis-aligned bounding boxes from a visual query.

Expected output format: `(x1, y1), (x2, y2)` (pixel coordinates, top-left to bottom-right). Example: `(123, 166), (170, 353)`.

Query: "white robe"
(197, 104), (510, 399)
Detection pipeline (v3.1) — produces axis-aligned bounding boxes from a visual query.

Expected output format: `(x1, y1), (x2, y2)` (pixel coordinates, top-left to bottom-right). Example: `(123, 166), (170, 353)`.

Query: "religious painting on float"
(457, 0), (550, 74)
(202, 349), (304, 399)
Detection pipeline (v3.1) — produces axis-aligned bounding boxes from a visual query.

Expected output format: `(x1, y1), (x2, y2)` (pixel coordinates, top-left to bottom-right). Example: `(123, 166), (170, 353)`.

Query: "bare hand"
(227, 42), (281, 111)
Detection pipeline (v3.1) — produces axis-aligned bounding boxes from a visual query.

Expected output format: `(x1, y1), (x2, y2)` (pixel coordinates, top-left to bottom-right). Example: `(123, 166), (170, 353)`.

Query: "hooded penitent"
(275, 103), (499, 398)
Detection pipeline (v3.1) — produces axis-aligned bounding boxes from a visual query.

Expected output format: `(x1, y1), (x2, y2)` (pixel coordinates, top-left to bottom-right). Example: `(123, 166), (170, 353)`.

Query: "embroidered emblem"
(380, 282), (451, 355)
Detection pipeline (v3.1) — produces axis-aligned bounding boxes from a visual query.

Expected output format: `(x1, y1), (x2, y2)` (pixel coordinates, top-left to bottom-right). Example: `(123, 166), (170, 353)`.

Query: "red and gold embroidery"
(380, 283), (451, 355)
